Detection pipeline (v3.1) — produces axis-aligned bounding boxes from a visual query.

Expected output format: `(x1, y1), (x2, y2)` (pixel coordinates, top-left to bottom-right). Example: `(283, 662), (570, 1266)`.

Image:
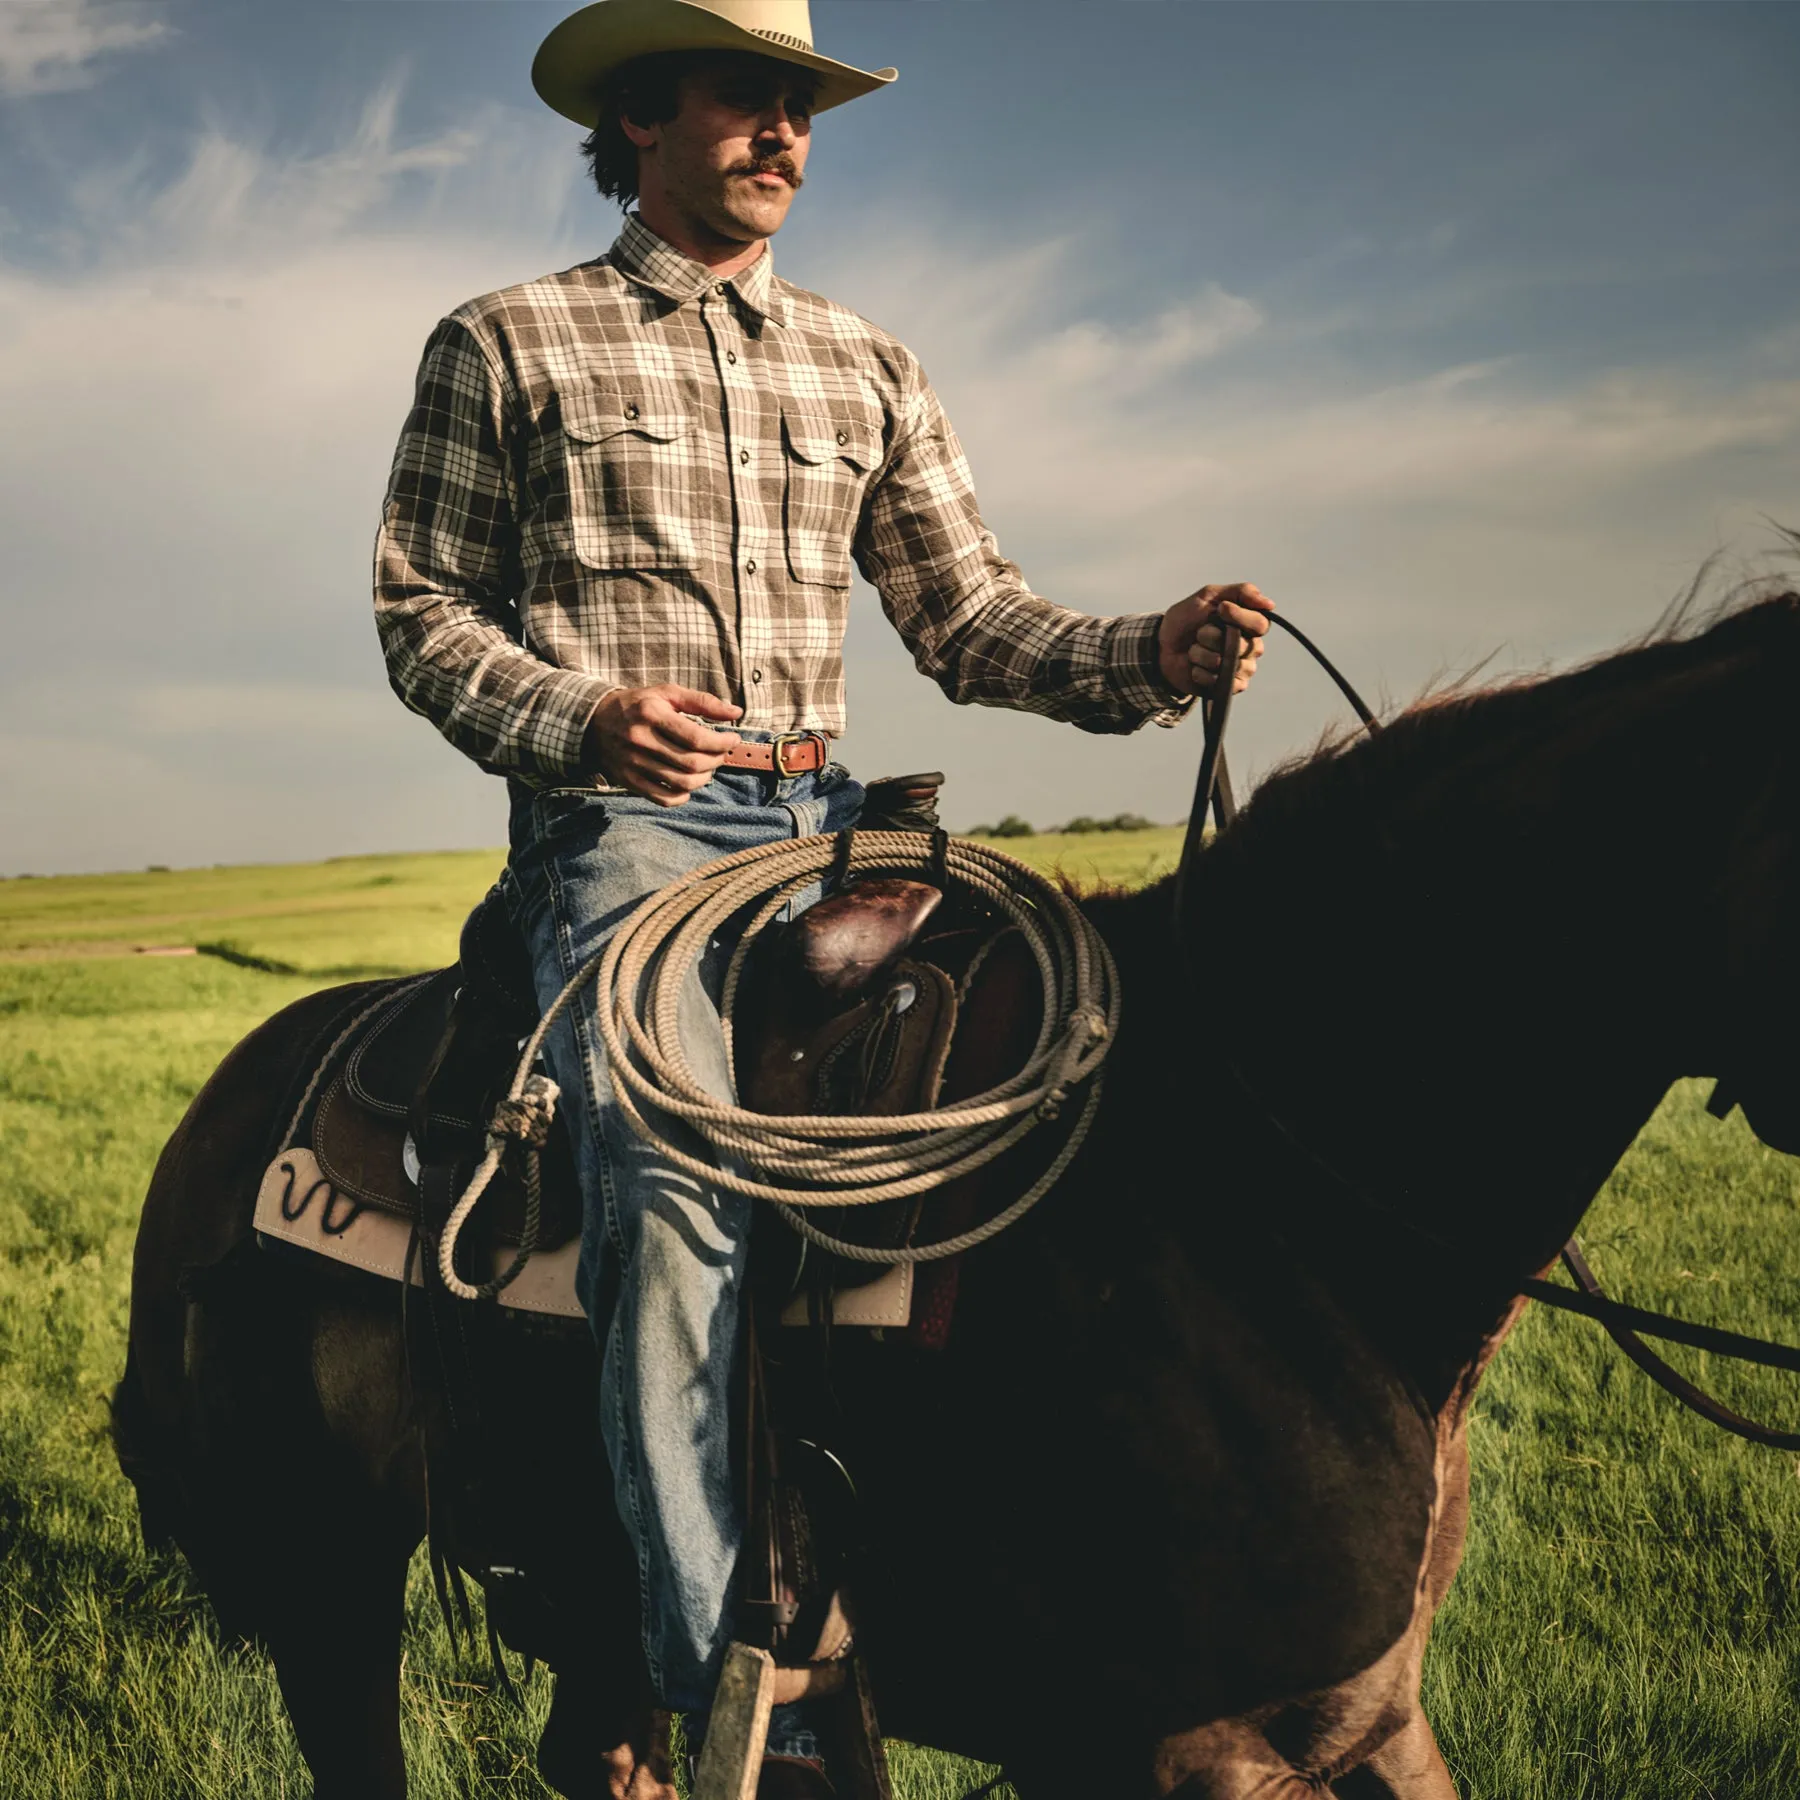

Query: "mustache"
(728, 151), (803, 189)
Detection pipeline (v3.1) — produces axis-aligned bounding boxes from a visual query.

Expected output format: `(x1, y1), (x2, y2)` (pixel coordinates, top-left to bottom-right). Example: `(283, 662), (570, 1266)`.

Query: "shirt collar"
(610, 213), (789, 327)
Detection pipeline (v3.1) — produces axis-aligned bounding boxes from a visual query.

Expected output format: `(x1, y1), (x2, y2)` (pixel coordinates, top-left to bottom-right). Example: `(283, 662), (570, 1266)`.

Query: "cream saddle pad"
(254, 1147), (914, 1328)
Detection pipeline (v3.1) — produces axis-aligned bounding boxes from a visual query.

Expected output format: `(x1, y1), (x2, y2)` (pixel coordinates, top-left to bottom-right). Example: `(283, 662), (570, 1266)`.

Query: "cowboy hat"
(532, 0), (897, 127)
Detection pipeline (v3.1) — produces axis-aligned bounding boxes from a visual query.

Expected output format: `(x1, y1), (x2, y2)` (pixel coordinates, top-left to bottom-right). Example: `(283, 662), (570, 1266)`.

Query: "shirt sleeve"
(373, 317), (616, 780)
(853, 372), (1194, 735)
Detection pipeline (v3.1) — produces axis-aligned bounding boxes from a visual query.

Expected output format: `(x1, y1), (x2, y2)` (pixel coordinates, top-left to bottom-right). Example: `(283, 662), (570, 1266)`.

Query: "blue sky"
(2, 0), (1796, 874)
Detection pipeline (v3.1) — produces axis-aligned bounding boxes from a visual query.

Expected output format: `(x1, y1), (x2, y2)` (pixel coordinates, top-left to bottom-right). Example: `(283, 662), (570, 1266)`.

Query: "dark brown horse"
(114, 593), (1800, 1798)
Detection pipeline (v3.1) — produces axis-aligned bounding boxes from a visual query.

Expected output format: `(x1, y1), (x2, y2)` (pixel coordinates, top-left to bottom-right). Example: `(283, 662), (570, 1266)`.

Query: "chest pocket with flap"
(559, 385), (701, 571)
(782, 405), (879, 589)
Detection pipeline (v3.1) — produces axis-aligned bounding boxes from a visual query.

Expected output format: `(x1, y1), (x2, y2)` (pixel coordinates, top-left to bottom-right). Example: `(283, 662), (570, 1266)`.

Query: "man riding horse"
(374, 2), (1271, 1791)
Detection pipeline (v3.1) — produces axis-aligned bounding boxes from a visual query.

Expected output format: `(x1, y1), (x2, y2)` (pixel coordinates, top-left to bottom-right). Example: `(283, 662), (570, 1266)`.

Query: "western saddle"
(281, 772), (1039, 1339)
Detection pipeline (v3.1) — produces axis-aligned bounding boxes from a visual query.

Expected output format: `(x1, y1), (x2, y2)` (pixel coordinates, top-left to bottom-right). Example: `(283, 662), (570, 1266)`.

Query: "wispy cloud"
(1197, 364), (1800, 508)
(810, 214), (1799, 818)
(0, 0), (169, 97)
(807, 220), (1800, 614)
(1018, 287), (1263, 389)
(0, 79), (580, 575)
(39, 79), (520, 272)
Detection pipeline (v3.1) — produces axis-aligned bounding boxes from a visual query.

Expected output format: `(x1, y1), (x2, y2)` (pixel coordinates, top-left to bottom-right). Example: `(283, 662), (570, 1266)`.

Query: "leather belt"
(720, 732), (831, 777)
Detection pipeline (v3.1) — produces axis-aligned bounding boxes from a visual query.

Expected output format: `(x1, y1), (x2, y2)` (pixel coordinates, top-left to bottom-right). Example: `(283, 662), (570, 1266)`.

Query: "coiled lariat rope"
(437, 830), (1119, 1300)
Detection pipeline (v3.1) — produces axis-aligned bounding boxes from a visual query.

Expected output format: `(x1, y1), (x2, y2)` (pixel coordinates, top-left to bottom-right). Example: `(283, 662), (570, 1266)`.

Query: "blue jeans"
(501, 750), (864, 1742)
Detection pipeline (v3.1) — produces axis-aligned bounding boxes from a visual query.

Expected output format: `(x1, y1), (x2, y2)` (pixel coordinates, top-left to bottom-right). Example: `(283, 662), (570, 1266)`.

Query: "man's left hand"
(1158, 583), (1274, 697)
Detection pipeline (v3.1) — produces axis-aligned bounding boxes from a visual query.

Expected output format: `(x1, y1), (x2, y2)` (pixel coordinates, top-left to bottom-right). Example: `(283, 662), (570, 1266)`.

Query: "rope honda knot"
(488, 1074), (560, 1148)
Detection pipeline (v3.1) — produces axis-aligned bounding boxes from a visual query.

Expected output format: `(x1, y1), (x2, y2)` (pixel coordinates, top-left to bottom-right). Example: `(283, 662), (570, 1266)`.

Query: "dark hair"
(578, 50), (821, 209)
(580, 51), (703, 208)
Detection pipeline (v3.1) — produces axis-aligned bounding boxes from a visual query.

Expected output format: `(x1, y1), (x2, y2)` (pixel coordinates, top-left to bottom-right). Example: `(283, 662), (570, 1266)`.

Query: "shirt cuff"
(1107, 612), (1196, 728)
(513, 672), (623, 783)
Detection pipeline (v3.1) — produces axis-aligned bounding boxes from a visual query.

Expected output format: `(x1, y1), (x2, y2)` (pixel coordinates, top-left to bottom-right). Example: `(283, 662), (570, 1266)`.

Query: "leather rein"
(1175, 612), (1800, 1452)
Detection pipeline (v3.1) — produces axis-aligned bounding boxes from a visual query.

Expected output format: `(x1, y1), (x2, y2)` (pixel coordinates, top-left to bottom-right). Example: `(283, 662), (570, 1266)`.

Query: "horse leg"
(1329, 1706), (1457, 1800)
(260, 1523), (413, 1800)
(1326, 1422), (1464, 1799)
(178, 1273), (422, 1799)
(230, 1291), (420, 1799)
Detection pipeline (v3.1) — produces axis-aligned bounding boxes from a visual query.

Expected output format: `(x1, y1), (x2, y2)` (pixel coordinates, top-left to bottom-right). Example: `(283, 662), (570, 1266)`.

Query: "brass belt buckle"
(772, 731), (827, 779)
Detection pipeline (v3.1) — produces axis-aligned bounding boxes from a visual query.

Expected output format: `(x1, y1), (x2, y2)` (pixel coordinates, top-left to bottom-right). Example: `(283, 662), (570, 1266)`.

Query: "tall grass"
(2, 852), (1797, 1796)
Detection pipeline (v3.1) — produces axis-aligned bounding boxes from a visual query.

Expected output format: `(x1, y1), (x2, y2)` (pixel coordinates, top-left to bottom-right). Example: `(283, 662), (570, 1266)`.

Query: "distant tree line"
(968, 812), (1161, 840)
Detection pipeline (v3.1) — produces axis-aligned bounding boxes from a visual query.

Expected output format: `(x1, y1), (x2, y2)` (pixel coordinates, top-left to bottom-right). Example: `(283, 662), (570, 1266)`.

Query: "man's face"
(634, 54), (816, 248)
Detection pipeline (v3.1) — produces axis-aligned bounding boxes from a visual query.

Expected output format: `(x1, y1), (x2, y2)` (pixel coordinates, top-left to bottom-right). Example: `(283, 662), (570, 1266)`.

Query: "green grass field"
(3, 845), (1799, 1797)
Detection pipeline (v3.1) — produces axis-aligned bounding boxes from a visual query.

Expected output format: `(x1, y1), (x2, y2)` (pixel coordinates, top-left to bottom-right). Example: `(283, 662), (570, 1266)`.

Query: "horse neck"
(1153, 610), (1794, 1399)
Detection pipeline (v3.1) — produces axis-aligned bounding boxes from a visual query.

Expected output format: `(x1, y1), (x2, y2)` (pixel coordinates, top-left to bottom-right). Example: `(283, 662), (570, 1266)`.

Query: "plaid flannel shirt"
(374, 215), (1192, 782)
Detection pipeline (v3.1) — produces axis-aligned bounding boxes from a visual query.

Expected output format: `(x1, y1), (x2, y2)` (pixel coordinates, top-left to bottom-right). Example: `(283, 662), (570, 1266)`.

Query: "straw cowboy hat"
(532, 0), (897, 126)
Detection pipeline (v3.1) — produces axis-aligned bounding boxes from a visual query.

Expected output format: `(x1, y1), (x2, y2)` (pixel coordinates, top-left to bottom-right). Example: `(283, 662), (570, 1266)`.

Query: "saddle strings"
(436, 830), (1119, 1298)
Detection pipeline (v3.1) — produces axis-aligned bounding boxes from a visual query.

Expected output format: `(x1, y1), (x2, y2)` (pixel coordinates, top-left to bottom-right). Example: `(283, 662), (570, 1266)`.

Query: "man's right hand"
(583, 685), (743, 806)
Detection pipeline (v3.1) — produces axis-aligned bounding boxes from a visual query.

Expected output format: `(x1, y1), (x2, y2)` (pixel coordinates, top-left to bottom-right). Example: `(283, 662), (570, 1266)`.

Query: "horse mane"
(1227, 584), (1800, 854)
(1071, 569), (1800, 1000)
